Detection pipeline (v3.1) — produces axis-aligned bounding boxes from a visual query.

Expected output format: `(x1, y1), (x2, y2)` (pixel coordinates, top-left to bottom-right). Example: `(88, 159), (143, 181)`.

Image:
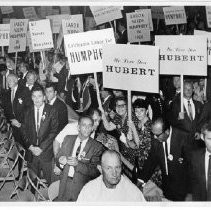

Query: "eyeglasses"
(116, 104), (126, 108)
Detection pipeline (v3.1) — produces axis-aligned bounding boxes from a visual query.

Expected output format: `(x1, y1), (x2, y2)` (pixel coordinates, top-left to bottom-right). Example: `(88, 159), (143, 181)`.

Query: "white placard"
(60, 6), (71, 14)
(26, 31), (40, 53)
(103, 44), (159, 93)
(64, 28), (115, 75)
(135, 9), (153, 31)
(1, 6), (13, 14)
(126, 11), (151, 43)
(155, 35), (207, 76)
(85, 17), (96, 31)
(29, 19), (54, 51)
(8, 19), (28, 53)
(206, 6), (211, 28)
(151, 6), (164, 19)
(90, 6), (122, 25)
(0, 24), (10, 46)
(194, 30), (211, 66)
(62, 14), (83, 35)
(163, 6), (187, 25)
(23, 7), (38, 21)
(46, 14), (71, 34)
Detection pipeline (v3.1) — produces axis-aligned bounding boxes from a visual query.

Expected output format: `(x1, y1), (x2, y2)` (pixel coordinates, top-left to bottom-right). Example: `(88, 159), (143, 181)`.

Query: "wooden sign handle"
(94, 72), (103, 111)
(180, 74), (184, 113)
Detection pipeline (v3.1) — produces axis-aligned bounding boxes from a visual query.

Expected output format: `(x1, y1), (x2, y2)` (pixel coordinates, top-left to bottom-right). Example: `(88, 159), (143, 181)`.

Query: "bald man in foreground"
(77, 150), (145, 202)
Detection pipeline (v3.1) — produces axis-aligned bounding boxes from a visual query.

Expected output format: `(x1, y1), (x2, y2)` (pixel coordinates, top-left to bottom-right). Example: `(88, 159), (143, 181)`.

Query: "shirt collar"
(183, 97), (193, 103)
(34, 103), (45, 111)
(205, 149), (211, 157)
(49, 96), (57, 105)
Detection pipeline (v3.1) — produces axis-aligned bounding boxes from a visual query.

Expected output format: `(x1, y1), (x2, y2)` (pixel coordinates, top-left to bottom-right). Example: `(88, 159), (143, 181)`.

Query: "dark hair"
(19, 61), (29, 70)
(115, 96), (127, 107)
(31, 84), (45, 95)
(151, 117), (170, 132)
(88, 108), (102, 118)
(78, 115), (94, 126)
(45, 82), (57, 92)
(201, 121), (211, 134)
(133, 99), (148, 109)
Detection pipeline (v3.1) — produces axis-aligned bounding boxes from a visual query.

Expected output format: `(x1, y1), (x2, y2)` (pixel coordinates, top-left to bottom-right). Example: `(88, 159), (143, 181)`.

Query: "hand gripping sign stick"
(94, 72), (103, 111)
(180, 74), (184, 113)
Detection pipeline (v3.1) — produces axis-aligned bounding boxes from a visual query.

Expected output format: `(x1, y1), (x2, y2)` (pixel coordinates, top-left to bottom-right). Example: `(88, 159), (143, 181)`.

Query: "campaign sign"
(135, 9), (153, 31)
(8, 19), (28, 53)
(103, 44), (159, 93)
(29, 19), (54, 51)
(155, 35), (207, 76)
(90, 6), (122, 25)
(206, 7), (211, 28)
(0, 24), (10, 46)
(64, 28), (115, 75)
(23, 7), (38, 21)
(1, 6), (13, 14)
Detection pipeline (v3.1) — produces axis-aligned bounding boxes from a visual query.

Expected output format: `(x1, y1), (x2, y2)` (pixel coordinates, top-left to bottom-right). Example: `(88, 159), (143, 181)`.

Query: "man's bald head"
(101, 150), (121, 166)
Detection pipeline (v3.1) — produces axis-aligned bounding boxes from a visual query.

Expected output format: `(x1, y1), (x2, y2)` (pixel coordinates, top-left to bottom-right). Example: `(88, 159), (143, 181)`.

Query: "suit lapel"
(82, 137), (93, 156)
(38, 104), (48, 137)
(30, 106), (37, 140)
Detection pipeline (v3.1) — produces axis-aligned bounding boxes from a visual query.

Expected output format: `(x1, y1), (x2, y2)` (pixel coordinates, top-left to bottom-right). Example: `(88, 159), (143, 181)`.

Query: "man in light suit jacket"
(53, 115), (105, 201)
(21, 85), (58, 184)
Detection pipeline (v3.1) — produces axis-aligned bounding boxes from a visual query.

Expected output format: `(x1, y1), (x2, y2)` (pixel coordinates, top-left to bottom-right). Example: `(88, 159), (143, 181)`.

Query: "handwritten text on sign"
(90, 6), (122, 25)
(135, 9), (153, 31)
(155, 35), (207, 76)
(29, 19), (54, 51)
(8, 19), (28, 53)
(163, 6), (187, 25)
(194, 30), (211, 66)
(126, 11), (151, 43)
(0, 24), (10, 46)
(103, 44), (159, 93)
(1, 6), (13, 14)
(62, 14), (83, 35)
(206, 7), (211, 28)
(64, 28), (115, 75)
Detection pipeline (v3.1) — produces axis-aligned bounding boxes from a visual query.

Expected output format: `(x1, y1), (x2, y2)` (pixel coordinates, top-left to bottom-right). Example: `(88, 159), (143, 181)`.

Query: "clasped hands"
(29, 145), (43, 156)
(59, 156), (78, 167)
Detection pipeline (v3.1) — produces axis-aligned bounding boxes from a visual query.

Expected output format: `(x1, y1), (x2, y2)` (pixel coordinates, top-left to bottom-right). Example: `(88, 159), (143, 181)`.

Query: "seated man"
(51, 115), (105, 201)
(77, 150), (145, 202)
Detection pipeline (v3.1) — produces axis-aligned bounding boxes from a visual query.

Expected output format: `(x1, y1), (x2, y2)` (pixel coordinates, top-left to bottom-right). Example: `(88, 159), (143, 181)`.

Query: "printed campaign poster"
(194, 30), (211, 65)
(29, 19), (54, 51)
(90, 6), (122, 25)
(1, 6), (13, 14)
(163, 6), (187, 25)
(155, 35), (207, 76)
(126, 11), (151, 43)
(8, 19), (28, 53)
(64, 28), (115, 75)
(0, 24), (10, 46)
(103, 44), (159, 93)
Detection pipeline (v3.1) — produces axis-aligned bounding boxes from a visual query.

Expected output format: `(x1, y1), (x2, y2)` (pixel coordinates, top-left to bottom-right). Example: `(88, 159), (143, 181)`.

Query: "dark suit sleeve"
(75, 143), (105, 179)
(197, 102), (211, 131)
(57, 100), (68, 132)
(39, 108), (59, 152)
(138, 140), (159, 182)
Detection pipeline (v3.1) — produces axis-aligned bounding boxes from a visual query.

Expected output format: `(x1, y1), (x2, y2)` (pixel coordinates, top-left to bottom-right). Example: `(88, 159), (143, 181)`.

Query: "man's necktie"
(11, 89), (15, 104)
(207, 155), (211, 201)
(76, 141), (82, 158)
(36, 108), (40, 133)
(187, 100), (193, 121)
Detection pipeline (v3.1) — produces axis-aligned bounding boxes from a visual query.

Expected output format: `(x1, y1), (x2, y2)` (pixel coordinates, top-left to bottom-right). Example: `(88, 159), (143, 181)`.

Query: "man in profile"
(77, 150), (145, 202)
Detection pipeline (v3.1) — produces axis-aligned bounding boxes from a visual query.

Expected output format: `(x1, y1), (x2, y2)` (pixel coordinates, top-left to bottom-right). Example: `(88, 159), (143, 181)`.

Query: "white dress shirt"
(205, 149), (211, 188)
(34, 104), (45, 132)
(49, 96), (57, 105)
(68, 136), (89, 177)
(11, 85), (18, 103)
(183, 98), (195, 120)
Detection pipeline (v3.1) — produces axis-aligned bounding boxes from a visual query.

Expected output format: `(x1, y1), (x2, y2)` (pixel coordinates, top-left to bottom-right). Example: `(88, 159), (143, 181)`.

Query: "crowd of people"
(0, 6), (211, 202)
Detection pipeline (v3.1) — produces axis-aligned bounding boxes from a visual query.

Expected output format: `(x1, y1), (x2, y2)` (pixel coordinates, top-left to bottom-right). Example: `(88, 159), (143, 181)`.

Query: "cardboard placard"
(103, 44), (159, 93)
(60, 6), (71, 14)
(26, 31), (40, 52)
(1, 6), (13, 14)
(163, 6), (187, 25)
(206, 6), (211, 28)
(151, 6), (164, 19)
(8, 19), (28, 53)
(135, 9), (153, 31)
(0, 24), (10, 46)
(29, 19), (54, 51)
(126, 11), (151, 43)
(62, 14), (83, 35)
(155, 35), (207, 76)
(90, 6), (122, 25)
(46, 14), (71, 34)
(194, 30), (211, 66)
(23, 7), (38, 21)
(64, 28), (115, 75)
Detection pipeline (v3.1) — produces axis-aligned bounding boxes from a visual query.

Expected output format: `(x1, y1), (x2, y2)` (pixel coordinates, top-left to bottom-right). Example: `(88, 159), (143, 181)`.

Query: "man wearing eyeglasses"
(138, 117), (190, 201)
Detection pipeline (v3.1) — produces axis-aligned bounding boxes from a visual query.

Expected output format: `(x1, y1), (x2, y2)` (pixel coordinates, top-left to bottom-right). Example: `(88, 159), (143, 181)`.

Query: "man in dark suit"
(21, 85), (58, 184)
(187, 122), (211, 201)
(52, 115), (105, 201)
(18, 61), (29, 87)
(45, 82), (68, 133)
(116, 18), (128, 44)
(2, 73), (28, 146)
(167, 80), (203, 150)
(139, 118), (190, 201)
